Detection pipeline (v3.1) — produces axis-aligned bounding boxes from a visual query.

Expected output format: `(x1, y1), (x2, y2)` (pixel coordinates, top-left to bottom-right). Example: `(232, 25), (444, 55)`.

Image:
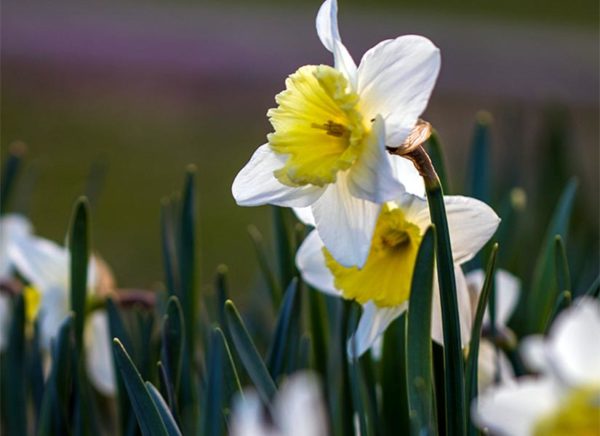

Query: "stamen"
(311, 120), (348, 138)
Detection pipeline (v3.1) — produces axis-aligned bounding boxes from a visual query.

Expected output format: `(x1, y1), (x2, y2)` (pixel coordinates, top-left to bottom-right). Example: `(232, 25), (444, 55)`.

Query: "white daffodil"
(296, 194), (500, 358)
(230, 372), (328, 436)
(0, 214), (34, 351)
(232, 0), (438, 268)
(473, 298), (600, 436)
(7, 234), (117, 396)
(466, 269), (521, 392)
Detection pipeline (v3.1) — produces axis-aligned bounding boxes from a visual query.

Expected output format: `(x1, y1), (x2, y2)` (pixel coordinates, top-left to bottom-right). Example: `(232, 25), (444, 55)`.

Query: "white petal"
(431, 265), (473, 347)
(230, 390), (274, 436)
(232, 144), (325, 208)
(293, 206), (315, 227)
(85, 311), (116, 396)
(520, 335), (549, 374)
(412, 196), (500, 265)
(547, 297), (600, 386)
(296, 230), (340, 297)
(275, 372), (328, 436)
(478, 340), (515, 393)
(472, 377), (560, 436)
(311, 173), (380, 268)
(347, 115), (403, 203)
(466, 268), (521, 327)
(315, 0), (357, 87)
(8, 236), (68, 292)
(357, 35), (440, 147)
(0, 214), (33, 279)
(38, 285), (70, 350)
(0, 294), (11, 351)
(347, 302), (406, 359)
(389, 155), (426, 199)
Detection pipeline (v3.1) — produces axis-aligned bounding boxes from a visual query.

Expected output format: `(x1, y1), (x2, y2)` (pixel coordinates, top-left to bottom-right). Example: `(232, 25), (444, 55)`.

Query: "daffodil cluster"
(232, 0), (500, 357)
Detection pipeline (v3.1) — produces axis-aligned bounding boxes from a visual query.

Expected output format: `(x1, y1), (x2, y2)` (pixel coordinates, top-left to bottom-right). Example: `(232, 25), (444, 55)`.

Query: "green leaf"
(465, 244), (498, 436)
(308, 288), (328, 378)
(425, 131), (450, 194)
(224, 300), (277, 404)
(554, 235), (571, 293)
(467, 112), (492, 203)
(68, 197), (90, 352)
(4, 294), (27, 436)
(248, 224), (282, 305)
(112, 339), (168, 436)
(381, 315), (410, 436)
(201, 328), (226, 436)
(272, 206), (295, 292)
(425, 179), (466, 436)
(37, 314), (75, 435)
(179, 167), (198, 354)
(215, 264), (229, 334)
(146, 382), (182, 436)
(0, 141), (26, 214)
(527, 178), (577, 333)
(161, 296), (185, 399)
(266, 278), (302, 380)
(405, 226), (437, 436)
(547, 290), (572, 331)
(161, 197), (180, 297)
(585, 275), (600, 298)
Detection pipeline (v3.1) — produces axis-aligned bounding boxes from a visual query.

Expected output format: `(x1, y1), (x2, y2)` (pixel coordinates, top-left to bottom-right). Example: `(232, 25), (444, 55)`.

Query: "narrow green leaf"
(248, 224), (282, 305)
(308, 288), (328, 378)
(37, 314), (75, 435)
(405, 226), (437, 436)
(547, 291), (572, 331)
(179, 167), (198, 354)
(425, 131), (450, 194)
(467, 112), (492, 203)
(4, 294), (27, 436)
(161, 296), (184, 397)
(0, 141), (26, 214)
(527, 178), (577, 333)
(29, 322), (46, 419)
(347, 305), (373, 436)
(201, 328), (226, 436)
(215, 265), (229, 334)
(272, 206), (295, 291)
(215, 327), (244, 398)
(161, 197), (180, 297)
(112, 339), (168, 436)
(554, 235), (571, 293)
(585, 275), (600, 298)
(465, 245), (498, 436)
(266, 278), (301, 380)
(381, 315), (411, 436)
(425, 180), (466, 436)
(224, 300), (277, 404)
(146, 382), (182, 436)
(68, 197), (90, 352)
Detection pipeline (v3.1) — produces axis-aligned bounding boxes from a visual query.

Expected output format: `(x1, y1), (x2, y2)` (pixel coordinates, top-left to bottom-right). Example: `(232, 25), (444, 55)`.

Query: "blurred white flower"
(472, 298), (600, 436)
(296, 194), (500, 358)
(230, 372), (328, 436)
(232, 0), (439, 268)
(466, 269), (520, 392)
(0, 214), (33, 351)
(7, 233), (117, 396)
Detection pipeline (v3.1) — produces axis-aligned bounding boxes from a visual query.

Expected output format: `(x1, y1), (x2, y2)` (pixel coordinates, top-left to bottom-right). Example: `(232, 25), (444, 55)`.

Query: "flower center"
(23, 285), (41, 325)
(533, 386), (600, 436)
(323, 204), (422, 307)
(267, 65), (365, 187)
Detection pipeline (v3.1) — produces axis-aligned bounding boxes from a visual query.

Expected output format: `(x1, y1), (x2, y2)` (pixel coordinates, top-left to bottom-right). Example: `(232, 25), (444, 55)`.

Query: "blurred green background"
(2, 0), (598, 302)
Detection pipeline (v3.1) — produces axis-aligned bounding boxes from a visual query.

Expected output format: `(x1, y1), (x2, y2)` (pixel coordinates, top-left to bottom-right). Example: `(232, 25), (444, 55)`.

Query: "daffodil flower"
(0, 214), (33, 351)
(232, 0), (439, 267)
(466, 268), (521, 392)
(231, 372), (328, 436)
(7, 233), (116, 396)
(296, 194), (500, 358)
(472, 298), (600, 436)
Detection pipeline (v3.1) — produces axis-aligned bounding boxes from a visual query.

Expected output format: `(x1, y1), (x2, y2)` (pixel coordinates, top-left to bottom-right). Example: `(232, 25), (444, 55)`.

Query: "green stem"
(402, 145), (467, 436)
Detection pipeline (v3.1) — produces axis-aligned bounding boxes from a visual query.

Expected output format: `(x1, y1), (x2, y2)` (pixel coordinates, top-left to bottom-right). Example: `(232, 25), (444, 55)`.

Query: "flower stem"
(391, 144), (467, 435)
